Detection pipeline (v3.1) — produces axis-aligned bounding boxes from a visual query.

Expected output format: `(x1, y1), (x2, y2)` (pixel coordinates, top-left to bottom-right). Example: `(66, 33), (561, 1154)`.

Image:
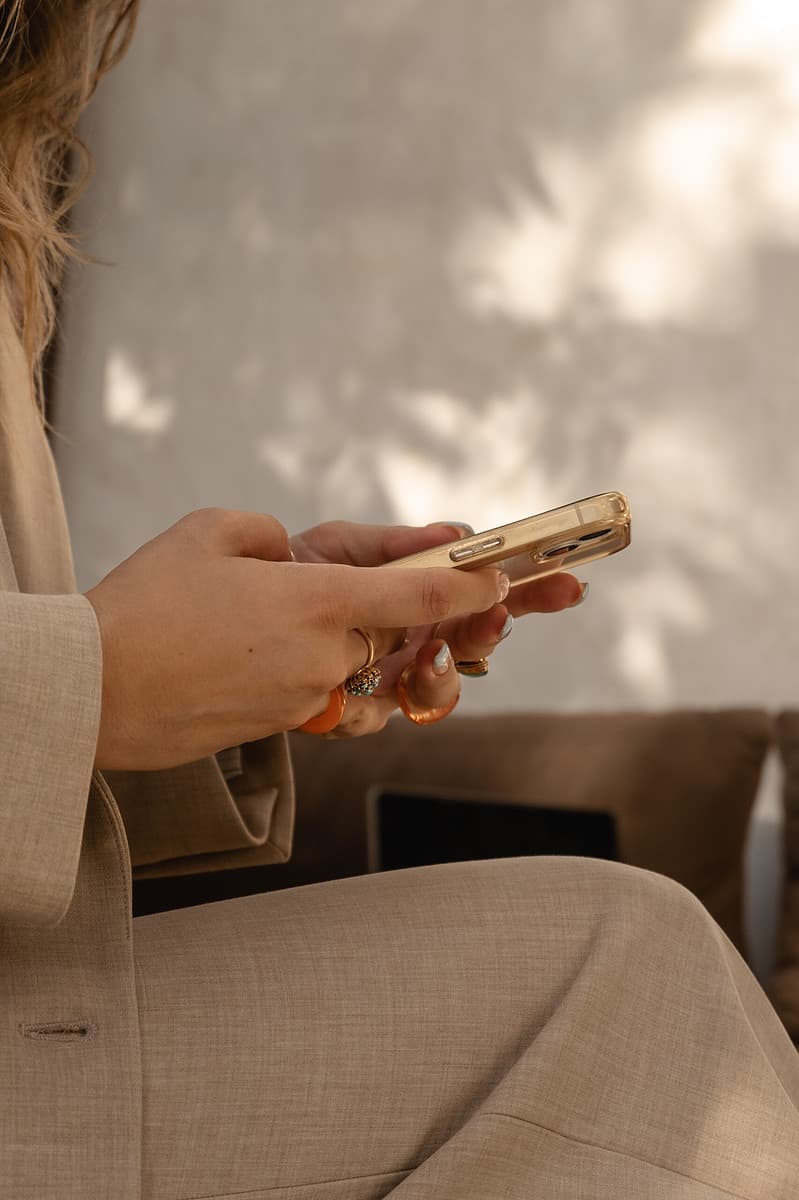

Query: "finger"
(434, 573), (586, 660)
(344, 625), (402, 676)
(337, 562), (508, 630)
(292, 520), (473, 567)
(504, 572), (585, 616)
(436, 604), (513, 663)
(180, 507), (292, 562)
(327, 693), (398, 739)
(368, 628), (427, 692)
(382, 522), (474, 562)
(402, 640), (460, 714)
(334, 638), (463, 737)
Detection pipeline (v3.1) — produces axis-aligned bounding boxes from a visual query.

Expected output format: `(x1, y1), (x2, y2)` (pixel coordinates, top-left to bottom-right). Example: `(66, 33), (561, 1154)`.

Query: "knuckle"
(313, 585), (348, 635)
(371, 710), (391, 734)
(180, 506), (231, 542)
(187, 507), (292, 559)
(318, 520), (344, 539)
(256, 512), (292, 558)
(314, 601), (340, 636)
(260, 512), (290, 542)
(343, 704), (381, 738)
(302, 521), (344, 560)
(342, 709), (367, 737)
(188, 505), (228, 528)
(175, 507), (224, 547)
(421, 573), (455, 623)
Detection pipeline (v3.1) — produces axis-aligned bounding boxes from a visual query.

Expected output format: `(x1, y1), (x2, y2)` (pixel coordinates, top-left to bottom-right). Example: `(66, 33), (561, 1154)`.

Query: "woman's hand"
(290, 519), (585, 738)
(84, 508), (505, 771)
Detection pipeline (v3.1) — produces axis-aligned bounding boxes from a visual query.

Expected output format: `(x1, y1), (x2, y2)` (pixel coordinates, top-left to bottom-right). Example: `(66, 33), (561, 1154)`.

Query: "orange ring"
(298, 685), (346, 734)
(396, 664), (459, 725)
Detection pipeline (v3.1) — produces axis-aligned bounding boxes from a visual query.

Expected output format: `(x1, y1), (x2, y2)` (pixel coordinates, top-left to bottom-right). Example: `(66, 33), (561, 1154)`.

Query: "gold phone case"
(390, 492), (631, 587)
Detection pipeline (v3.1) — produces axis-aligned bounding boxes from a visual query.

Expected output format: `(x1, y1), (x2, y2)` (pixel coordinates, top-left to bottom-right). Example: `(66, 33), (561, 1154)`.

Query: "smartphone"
(390, 491), (631, 589)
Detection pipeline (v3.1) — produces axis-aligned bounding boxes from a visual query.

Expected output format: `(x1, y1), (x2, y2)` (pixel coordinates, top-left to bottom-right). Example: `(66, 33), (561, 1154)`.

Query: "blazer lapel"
(0, 516), (18, 592)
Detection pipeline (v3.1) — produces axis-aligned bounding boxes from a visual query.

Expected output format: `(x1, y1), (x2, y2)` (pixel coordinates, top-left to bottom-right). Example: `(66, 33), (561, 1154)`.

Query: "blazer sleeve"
(0, 589), (294, 923)
(103, 735), (295, 878)
(0, 590), (102, 928)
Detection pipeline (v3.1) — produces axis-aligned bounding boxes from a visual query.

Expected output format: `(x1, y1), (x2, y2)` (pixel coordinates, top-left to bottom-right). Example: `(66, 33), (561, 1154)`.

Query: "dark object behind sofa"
(371, 790), (618, 871)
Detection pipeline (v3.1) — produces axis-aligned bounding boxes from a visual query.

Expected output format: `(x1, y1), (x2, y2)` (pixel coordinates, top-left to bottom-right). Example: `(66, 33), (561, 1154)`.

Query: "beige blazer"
(0, 295), (295, 1198)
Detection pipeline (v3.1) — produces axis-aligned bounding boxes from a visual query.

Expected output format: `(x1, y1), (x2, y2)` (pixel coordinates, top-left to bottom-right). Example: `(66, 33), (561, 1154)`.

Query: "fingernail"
(498, 573), (510, 602)
(499, 613), (513, 640)
(432, 642), (451, 675)
(570, 581), (590, 607)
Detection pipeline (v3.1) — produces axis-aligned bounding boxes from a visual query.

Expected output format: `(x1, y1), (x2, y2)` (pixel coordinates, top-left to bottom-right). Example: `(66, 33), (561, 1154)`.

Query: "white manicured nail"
(499, 613), (513, 640)
(433, 643), (451, 675)
(570, 581), (590, 607)
(498, 574), (511, 602)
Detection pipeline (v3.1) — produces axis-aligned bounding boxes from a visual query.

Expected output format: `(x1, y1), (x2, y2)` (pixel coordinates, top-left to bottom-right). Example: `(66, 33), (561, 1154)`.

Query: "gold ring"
(455, 658), (489, 677)
(298, 685), (346, 734)
(396, 663), (459, 725)
(353, 627), (376, 670)
(345, 664), (383, 697)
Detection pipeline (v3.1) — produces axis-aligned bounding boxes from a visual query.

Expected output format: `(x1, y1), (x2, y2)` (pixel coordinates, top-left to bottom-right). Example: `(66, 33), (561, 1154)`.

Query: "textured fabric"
(0, 293), (77, 597)
(134, 856), (799, 1199)
(772, 711), (799, 1042)
(107, 735), (295, 876)
(0, 772), (142, 1200)
(0, 292), (105, 924)
(0, 284), (295, 1196)
(0, 589), (103, 925)
(287, 710), (773, 954)
(0, 293), (143, 1197)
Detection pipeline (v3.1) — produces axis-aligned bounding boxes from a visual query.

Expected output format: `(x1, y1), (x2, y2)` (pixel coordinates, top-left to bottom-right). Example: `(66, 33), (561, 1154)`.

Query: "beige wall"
(54, 0), (799, 976)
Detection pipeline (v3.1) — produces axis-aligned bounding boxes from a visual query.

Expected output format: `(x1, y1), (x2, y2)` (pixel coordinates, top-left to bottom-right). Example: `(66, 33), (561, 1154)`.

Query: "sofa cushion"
(287, 709), (772, 957)
(771, 712), (799, 1042)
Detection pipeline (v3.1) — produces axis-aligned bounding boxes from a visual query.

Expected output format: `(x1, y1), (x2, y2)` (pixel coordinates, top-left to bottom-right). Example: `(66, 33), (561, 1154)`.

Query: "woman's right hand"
(84, 507), (505, 772)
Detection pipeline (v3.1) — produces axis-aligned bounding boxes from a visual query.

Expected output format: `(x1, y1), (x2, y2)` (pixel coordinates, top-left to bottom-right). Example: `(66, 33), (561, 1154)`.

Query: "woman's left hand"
(290, 520), (585, 738)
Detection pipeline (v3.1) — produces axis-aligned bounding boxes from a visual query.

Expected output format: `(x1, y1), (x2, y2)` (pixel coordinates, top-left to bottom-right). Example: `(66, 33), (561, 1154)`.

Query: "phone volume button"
(449, 536), (504, 563)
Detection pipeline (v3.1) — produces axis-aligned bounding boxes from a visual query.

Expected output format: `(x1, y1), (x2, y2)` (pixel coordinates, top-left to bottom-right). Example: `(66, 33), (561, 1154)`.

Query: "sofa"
(132, 708), (799, 1046)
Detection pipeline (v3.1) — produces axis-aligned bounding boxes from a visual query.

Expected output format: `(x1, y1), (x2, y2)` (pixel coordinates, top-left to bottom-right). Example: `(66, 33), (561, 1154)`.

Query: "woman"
(1, 3), (798, 1197)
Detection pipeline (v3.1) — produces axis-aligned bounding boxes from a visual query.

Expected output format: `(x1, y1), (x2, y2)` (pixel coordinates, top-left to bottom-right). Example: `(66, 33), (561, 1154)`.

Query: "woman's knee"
(489, 855), (723, 953)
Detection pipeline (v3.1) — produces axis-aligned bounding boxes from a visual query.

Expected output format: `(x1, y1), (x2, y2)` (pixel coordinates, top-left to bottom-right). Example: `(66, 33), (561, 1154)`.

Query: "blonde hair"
(0, 0), (139, 408)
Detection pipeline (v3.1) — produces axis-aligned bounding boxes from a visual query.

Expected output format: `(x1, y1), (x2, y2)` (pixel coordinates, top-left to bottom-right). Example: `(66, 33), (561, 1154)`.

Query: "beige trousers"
(133, 857), (799, 1199)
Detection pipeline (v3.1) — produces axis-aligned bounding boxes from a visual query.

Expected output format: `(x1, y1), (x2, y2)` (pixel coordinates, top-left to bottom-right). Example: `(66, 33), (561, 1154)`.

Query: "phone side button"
(449, 537), (504, 562)
(449, 544), (480, 562)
